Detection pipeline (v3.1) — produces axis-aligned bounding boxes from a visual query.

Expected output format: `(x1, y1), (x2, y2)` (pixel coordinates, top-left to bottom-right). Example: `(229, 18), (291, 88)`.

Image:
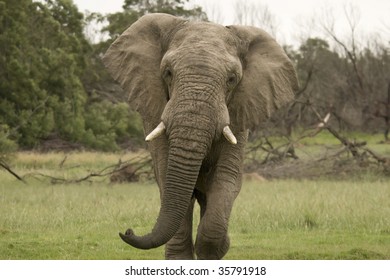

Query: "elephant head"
(103, 13), (298, 250)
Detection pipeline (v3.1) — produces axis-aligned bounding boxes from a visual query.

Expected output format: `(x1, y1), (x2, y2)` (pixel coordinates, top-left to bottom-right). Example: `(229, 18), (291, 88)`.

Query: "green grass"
(0, 152), (389, 259)
(0, 179), (163, 259)
(229, 181), (390, 259)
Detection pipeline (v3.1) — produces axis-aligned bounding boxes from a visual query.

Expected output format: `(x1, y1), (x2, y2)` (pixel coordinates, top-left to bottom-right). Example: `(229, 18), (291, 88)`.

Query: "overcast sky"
(74, 0), (390, 46)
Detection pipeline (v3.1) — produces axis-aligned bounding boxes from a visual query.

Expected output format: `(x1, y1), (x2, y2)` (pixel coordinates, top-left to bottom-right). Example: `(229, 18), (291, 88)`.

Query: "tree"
(234, 0), (278, 37)
(0, 0), (143, 151)
(319, 4), (390, 133)
(122, 0), (207, 19)
(201, 0), (223, 24)
(277, 3), (390, 136)
(0, 0), (88, 147)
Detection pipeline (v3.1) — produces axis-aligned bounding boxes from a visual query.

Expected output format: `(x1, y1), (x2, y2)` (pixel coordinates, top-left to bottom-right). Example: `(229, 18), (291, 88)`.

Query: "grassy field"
(0, 152), (389, 260)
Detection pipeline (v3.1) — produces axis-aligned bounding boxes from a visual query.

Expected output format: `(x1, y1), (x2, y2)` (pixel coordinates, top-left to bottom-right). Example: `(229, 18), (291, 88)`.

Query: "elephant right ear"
(102, 13), (187, 125)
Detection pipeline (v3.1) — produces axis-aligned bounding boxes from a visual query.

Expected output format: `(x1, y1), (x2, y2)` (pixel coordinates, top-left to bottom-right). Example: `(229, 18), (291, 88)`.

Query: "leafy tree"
(0, 0), (143, 151)
(122, 0), (207, 18)
(0, 0), (88, 147)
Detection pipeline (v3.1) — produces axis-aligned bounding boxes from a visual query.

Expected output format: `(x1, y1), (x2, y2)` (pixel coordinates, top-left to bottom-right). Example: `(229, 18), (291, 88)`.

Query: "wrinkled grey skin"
(103, 13), (298, 260)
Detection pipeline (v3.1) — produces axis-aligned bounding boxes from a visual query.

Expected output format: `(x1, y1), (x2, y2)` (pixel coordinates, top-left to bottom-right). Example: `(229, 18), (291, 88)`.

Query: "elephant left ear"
(227, 25), (299, 131)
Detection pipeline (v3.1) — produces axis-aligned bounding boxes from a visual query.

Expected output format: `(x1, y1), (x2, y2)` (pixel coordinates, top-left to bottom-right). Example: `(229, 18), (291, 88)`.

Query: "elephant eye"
(163, 68), (173, 83)
(227, 73), (238, 88)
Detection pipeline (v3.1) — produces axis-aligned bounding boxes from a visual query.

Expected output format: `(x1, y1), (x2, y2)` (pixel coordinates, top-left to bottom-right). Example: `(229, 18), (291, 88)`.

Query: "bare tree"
(294, 14), (320, 45)
(375, 81), (390, 141)
(201, 0), (224, 24)
(302, 2), (390, 135)
(234, 0), (278, 37)
(317, 3), (371, 129)
(321, 3), (364, 92)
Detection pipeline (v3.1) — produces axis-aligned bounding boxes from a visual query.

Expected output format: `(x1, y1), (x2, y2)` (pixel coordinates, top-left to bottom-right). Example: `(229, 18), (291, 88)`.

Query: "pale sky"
(74, 0), (390, 46)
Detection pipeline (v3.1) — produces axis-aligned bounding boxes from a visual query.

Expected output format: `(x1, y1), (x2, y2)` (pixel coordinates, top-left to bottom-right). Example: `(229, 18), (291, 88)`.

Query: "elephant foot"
(195, 233), (230, 260)
(165, 237), (195, 260)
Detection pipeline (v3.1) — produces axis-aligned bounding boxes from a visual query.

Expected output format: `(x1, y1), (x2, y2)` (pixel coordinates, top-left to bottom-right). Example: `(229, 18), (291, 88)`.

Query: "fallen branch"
(23, 154), (153, 184)
(361, 147), (389, 164)
(309, 107), (365, 157)
(246, 101), (390, 177)
(0, 160), (27, 184)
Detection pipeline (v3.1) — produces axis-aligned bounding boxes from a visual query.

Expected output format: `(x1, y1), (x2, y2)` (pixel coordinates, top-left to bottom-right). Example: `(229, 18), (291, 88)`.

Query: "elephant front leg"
(194, 182), (239, 260)
(195, 132), (246, 260)
(165, 198), (195, 260)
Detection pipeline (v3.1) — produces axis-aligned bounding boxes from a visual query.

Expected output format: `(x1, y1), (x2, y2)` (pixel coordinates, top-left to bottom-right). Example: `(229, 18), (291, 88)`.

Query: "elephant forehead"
(172, 22), (237, 49)
(165, 46), (239, 76)
(163, 22), (242, 75)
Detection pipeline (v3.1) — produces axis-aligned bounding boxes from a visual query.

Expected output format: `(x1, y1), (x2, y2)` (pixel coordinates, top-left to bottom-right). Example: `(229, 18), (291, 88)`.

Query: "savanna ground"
(0, 132), (389, 260)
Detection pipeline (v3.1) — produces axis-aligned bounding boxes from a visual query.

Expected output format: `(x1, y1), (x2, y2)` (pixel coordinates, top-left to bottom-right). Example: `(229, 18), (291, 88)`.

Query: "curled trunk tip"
(119, 229), (161, 250)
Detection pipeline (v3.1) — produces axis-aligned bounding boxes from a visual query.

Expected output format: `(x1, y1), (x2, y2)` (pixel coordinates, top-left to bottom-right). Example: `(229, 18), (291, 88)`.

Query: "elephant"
(103, 13), (298, 260)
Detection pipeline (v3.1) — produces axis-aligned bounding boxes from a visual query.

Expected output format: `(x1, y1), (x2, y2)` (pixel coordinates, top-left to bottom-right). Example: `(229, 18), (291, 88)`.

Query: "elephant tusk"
(145, 122), (166, 141)
(222, 126), (237, 145)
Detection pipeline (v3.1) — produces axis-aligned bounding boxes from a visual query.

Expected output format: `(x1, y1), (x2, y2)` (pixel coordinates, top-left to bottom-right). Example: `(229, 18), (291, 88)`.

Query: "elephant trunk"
(120, 108), (214, 249)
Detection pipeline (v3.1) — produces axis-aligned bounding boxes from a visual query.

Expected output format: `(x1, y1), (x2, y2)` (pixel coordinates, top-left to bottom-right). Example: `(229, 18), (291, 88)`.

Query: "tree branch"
(0, 160), (27, 184)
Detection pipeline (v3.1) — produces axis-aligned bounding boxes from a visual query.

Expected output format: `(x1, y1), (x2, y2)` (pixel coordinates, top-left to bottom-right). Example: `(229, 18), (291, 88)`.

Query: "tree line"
(1, 0), (389, 155)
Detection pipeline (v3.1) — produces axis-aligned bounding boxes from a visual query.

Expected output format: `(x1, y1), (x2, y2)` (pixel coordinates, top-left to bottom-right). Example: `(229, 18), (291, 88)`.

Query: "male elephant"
(103, 13), (298, 260)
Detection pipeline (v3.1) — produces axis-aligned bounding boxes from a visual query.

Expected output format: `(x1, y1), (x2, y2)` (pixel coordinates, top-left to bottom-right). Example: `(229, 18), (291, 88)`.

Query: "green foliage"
(0, 124), (17, 160)
(122, 0), (207, 19)
(1, 0), (87, 148)
(0, 0), (145, 151)
(83, 101), (143, 151)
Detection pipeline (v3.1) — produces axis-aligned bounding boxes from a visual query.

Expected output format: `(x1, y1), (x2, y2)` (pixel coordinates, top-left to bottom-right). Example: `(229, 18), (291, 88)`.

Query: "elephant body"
(103, 13), (298, 259)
